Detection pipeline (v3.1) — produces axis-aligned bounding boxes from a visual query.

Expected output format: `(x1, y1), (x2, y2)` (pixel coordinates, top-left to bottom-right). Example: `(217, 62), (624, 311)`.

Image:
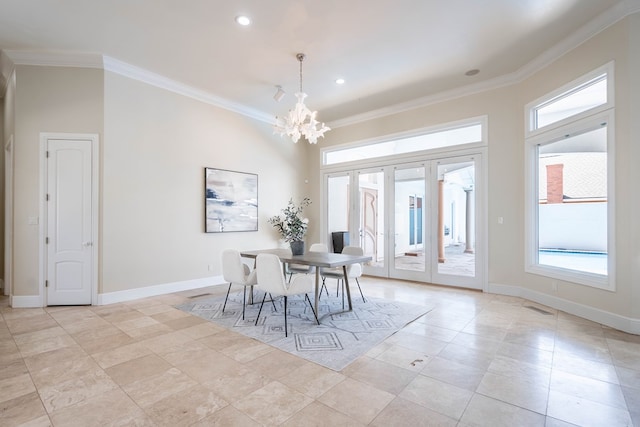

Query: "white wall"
(629, 13), (640, 321)
(0, 80), (6, 282)
(101, 72), (311, 294)
(1, 70), (15, 286)
(539, 203), (607, 251)
(13, 66), (104, 297)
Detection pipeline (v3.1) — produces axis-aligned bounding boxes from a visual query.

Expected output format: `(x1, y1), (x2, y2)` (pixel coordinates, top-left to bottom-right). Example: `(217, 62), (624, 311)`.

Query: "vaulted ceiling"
(1, 0), (638, 126)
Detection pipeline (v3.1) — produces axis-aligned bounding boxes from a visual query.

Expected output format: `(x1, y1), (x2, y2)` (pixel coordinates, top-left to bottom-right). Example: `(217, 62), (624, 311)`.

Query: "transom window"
(526, 62), (613, 136)
(533, 74), (607, 130)
(323, 119), (484, 166)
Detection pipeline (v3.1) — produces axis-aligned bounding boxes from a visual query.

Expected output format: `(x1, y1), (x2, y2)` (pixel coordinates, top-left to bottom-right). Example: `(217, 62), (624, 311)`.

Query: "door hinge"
(45, 280), (48, 288)
(45, 237), (49, 244)
(46, 194), (49, 201)
(46, 151), (49, 158)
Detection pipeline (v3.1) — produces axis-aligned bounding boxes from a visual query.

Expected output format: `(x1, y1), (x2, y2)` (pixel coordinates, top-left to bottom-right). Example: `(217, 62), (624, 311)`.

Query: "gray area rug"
(176, 289), (433, 371)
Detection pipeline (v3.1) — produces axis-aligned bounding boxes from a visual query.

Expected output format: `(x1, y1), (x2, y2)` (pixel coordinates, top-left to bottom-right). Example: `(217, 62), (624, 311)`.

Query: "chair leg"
(305, 294), (319, 324)
(341, 279), (345, 309)
(242, 286), (246, 320)
(355, 278), (366, 303)
(222, 283), (232, 313)
(320, 276), (329, 298)
(284, 296), (288, 337)
(269, 293), (277, 312)
(254, 292), (267, 326)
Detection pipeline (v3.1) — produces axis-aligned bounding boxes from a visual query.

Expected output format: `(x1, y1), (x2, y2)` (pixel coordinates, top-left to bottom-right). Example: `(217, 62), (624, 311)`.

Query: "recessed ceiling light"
(335, 78), (345, 85)
(465, 69), (480, 76)
(235, 15), (251, 26)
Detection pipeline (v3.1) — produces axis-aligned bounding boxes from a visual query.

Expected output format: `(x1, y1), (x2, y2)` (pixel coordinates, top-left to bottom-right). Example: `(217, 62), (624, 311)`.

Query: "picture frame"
(204, 167), (258, 233)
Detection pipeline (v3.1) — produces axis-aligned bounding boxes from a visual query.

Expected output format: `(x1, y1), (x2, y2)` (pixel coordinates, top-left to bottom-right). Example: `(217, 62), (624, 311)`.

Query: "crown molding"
(102, 56), (273, 124)
(328, 73), (518, 129)
(1, 49), (273, 124)
(0, 50), (14, 98)
(3, 49), (103, 68)
(330, 1), (640, 129)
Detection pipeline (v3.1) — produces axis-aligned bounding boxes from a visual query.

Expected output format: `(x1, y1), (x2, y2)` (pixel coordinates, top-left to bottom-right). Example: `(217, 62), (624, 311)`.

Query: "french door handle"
(82, 241), (93, 247)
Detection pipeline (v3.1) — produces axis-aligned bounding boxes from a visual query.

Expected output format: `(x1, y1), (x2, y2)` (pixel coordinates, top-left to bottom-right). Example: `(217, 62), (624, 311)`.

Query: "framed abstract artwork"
(204, 167), (258, 233)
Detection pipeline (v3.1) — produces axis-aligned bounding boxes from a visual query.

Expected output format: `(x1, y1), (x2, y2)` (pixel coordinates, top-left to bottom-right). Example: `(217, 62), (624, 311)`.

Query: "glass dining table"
(239, 248), (372, 320)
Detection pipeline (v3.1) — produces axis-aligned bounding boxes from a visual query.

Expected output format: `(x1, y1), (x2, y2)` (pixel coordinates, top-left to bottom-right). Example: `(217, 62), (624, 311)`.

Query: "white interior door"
(45, 136), (96, 305)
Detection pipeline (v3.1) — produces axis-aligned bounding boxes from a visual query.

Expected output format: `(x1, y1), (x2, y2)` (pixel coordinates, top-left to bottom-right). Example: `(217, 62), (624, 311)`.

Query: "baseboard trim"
(488, 282), (640, 335)
(97, 276), (226, 305)
(11, 294), (44, 308)
(15, 276), (638, 334)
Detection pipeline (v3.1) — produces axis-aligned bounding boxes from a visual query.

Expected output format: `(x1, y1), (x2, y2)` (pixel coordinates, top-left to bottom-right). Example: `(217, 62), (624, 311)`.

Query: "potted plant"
(268, 197), (311, 255)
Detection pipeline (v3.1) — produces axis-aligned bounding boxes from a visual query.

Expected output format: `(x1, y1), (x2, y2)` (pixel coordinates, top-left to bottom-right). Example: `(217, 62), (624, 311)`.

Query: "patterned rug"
(176, 289), (433, 371)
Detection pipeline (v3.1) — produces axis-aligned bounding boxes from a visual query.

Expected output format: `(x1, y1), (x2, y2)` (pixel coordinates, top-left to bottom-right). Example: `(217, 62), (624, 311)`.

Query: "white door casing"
(41, 133), (99, 306)
(4, 136), (14, 297)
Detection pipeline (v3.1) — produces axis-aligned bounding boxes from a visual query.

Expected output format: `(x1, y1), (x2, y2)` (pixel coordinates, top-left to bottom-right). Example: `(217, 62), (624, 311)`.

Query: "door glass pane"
(327, 175), (350, 253)
(537, 126), (607, 275)
(437, 161), (475, 277)
(359, 171), (384, 268)
(394, 166), (426, 272)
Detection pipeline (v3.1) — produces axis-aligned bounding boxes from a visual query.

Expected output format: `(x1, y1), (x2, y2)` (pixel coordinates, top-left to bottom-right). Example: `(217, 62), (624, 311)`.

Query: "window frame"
(524, 111), (615, 291)
(525, 61), (614, 138)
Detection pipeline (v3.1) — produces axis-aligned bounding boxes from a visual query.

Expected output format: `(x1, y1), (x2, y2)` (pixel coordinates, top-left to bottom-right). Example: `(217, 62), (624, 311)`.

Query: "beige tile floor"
(1, 277), (639, 426)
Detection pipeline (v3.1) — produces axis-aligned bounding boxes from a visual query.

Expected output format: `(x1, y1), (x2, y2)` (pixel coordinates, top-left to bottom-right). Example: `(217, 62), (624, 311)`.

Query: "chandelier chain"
(297, 53), (305, 93)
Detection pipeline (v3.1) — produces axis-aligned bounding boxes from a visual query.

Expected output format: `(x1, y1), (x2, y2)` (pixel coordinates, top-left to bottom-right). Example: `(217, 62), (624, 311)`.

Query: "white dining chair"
(221, 249), (258, 320)
(254, 253), (318, 337)
(287, 242), (328, 282)
(321, 245), (366, 307)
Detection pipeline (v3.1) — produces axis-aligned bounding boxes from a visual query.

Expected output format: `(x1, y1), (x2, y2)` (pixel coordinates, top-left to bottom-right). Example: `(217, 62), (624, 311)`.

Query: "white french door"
(324, 153), (483, 289)
(326, 168), (387, 276)
(357, 168), (386, 276)
(430, 156), (481, 288)
(390, 162), (430, 282)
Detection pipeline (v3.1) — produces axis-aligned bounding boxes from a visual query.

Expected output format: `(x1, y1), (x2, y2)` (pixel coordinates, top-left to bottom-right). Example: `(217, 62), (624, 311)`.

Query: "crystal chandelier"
(274, 53), (330, 144)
